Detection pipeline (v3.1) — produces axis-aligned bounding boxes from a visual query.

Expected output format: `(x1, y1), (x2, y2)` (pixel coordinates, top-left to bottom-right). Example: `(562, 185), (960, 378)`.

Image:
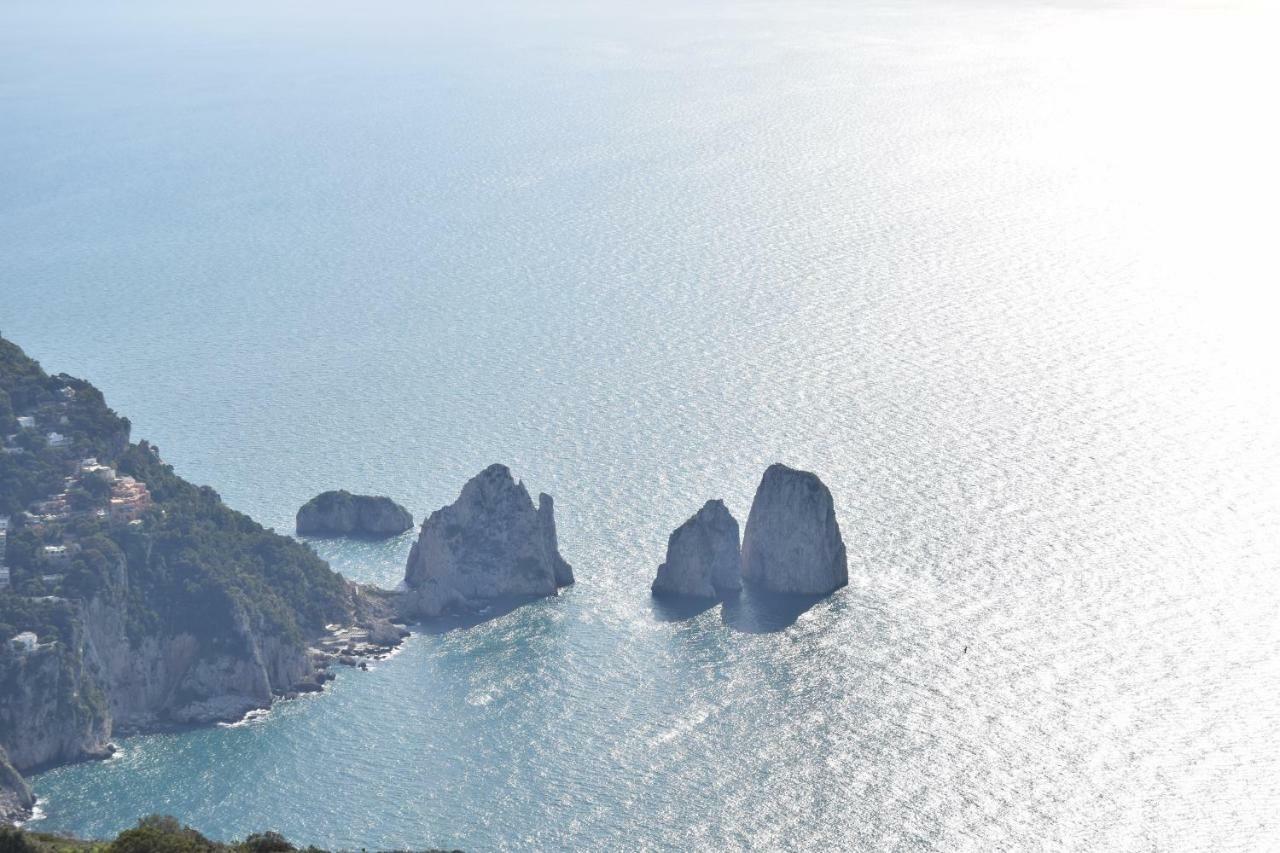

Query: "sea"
(2, 0), (1279, 849)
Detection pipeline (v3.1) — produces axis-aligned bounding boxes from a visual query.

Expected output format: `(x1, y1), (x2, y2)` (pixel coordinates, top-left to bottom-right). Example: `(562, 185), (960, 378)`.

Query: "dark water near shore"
(3, 0), (1279, 849)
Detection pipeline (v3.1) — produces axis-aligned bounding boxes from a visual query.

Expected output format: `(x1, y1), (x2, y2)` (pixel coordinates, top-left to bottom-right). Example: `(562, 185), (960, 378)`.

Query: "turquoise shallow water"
(4, 0), (1280, 849)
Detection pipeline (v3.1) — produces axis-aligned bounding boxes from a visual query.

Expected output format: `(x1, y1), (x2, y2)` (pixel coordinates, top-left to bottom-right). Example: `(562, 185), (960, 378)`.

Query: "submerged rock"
(363, 618), (409, 647)
(296, 491), (414, 537)
(651, 499), (741, 599)
(741, 463), (847, 595)
(401, 464), (574, 617)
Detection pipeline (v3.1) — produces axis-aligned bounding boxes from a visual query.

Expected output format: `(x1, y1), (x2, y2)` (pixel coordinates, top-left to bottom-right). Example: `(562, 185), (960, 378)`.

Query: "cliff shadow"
(720, 587), (828, 634)
(648, 592), (720, 623)
(408, 595), (548, 635)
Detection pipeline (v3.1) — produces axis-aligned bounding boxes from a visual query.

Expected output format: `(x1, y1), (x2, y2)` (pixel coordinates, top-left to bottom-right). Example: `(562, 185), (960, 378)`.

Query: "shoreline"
(11, 617), (412, 826)
(12, 796), (44, 828)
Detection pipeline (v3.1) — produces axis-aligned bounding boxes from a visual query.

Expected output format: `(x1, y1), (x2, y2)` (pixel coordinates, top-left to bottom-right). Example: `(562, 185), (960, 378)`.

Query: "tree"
(0, 389), (15, 434)
(108, 815), (217, 853)
(240, 832), (295, 853)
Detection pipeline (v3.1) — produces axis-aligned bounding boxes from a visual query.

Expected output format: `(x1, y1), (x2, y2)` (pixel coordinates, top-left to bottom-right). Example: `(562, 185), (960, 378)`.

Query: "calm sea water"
(4, 0), (1280, 849)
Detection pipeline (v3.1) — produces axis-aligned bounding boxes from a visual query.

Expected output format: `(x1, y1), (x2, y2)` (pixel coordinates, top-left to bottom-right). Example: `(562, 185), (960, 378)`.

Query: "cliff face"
(401, 464), (573, 618)
(0, 633), (111, 772)
(0, 334), (366, 824)
(652, 500), (741, 599)
(741, 464), (848, 595)
(76, 560), (316, 733)
(0, 746), (34, 825)
(296, 492), (414, 537)
(0, 542), (328, 794)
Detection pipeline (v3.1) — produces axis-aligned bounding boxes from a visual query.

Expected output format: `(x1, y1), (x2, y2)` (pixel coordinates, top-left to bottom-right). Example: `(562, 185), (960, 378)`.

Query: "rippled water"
(3, 0), (1280, 849)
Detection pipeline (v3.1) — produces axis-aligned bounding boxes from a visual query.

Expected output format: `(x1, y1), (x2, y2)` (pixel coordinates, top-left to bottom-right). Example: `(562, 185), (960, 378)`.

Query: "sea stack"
(296, 491), (414, 537)
(741, 463), (847, 595)
(401, 464), (574, 617)
(651, 500), (741, 599)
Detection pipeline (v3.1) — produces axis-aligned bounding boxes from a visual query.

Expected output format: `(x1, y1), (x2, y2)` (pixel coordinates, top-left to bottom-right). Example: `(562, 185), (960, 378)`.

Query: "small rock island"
(296, 490), (414, 537)
(400, 464), (574, 617)
(741, 463), (847, 594)
(651, 499), (742, 599)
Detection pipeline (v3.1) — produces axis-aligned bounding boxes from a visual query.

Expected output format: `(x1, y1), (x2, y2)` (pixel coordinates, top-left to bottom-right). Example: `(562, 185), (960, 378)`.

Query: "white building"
(0, 567), (10, 590)
(10, 632), (37, 653)
(47, 431), (70, 448)
(15, 416), (34, 430)
(78, 459), (116, 481)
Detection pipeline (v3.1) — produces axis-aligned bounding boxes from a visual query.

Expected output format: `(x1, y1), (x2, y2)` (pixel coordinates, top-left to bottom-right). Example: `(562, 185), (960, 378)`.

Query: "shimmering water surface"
(3, 0), (1280, 849)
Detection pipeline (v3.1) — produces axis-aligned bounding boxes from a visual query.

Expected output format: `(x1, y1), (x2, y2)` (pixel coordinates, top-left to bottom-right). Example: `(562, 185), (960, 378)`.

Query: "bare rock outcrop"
(0, 624), (112, 773)
(401, 464), (574, 617)
(651, 500), (741, 599)
(75, 554), (318, 733)
(538, 493), (575, 587)
(741, 464), (847, 595)
(0, 746), (35, 824)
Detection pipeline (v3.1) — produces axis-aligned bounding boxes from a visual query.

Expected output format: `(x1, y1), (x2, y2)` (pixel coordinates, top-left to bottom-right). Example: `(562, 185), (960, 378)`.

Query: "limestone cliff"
(0, 746), (34, 825)
(741, 463), (848, 595)
(651, 500), (741, 599)
(296, 491), (414, 537)
(0, 628), (111, 772)
(0, 334), (382, 823)
(75, 552), (321, 733)
(401, 464), (573, 617)
(0, 539), (341, 799)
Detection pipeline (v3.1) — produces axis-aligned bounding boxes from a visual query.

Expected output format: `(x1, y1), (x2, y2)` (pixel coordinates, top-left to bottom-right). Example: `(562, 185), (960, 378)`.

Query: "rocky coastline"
(308, 618), (411, 678)
(0, 335), (415, 824)
(1, 336), (856, 828)
(0, 746), (34, 826)
(0, 584), (410, 824)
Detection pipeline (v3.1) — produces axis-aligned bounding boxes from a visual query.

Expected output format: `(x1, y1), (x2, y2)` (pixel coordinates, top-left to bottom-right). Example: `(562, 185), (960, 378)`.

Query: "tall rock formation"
(296, 491), (414, 537)
(741, 464), (847, 595)
(651, 500), (741, 599)
(401, 465), (574, 617)
(537, 493), (575, 587)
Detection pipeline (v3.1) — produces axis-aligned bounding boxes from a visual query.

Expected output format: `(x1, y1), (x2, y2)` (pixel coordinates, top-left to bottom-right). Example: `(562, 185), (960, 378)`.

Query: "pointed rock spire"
(402, 464), (573, 617)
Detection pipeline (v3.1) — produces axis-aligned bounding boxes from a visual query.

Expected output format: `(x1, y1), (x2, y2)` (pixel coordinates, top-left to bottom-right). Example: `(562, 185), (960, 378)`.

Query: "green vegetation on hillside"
(0, 334), (350, 648)
(0, 814), (459, 852)
(0, 338), (130, 517)
(112, 442), (349, 644)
